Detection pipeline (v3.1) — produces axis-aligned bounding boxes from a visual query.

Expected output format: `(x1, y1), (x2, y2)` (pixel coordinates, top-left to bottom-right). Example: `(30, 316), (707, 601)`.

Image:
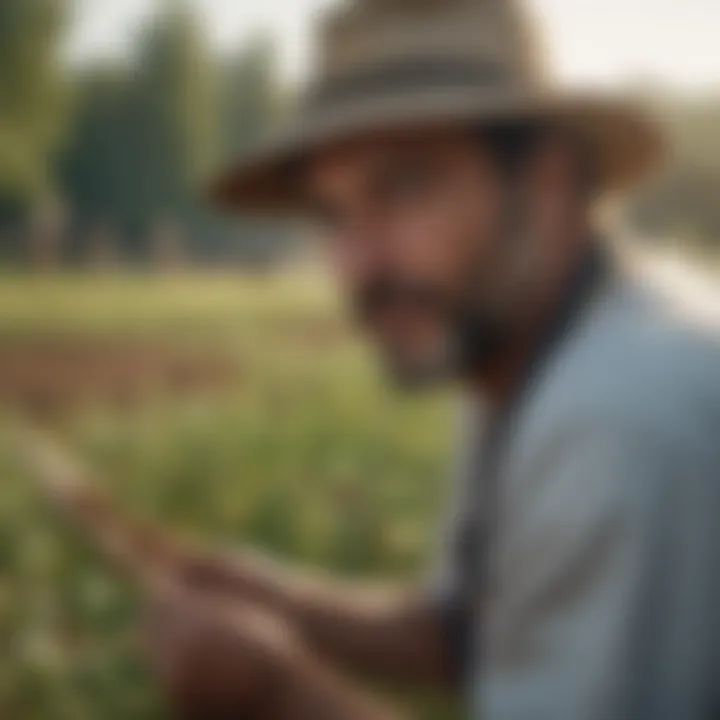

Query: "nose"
(332, 215), (390, 289)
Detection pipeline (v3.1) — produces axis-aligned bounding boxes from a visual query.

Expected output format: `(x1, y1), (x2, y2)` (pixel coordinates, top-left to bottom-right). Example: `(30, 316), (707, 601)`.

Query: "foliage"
(0, 273), (456, 718)
(0, 0), (70, 206)
(61, 3), (218, 257)
(219, 34), (283, 159)
(58, 3), (289, 264)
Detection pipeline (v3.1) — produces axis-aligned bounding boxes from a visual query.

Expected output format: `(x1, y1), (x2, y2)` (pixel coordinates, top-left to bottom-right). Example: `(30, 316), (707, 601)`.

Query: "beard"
(351, 274), (508, 389)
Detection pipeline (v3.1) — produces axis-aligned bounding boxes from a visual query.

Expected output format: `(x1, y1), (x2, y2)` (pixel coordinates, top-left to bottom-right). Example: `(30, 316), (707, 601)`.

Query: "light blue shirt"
(436, 254), (720, 719)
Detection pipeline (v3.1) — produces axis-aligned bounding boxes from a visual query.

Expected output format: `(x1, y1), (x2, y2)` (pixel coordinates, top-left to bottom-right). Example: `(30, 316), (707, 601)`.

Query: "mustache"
(351, 277), (452, 325)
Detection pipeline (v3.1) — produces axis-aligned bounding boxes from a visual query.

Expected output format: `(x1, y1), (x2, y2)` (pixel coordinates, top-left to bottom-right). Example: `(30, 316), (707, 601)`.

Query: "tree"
(60, 66), (136, 257)
(60, 1), (294, 266)
(128, 0), (216, 249)
(209, 35), (294, 267)
(61, 1), (217, 259)
(0, 0), (70, 208)
(219, 34), (281, 159)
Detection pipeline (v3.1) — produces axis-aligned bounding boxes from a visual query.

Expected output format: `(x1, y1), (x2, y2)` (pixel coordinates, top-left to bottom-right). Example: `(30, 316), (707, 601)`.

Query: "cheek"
(327, 240), (349, 284)
(326, 230), (382, 290)
(385, 188), (498, 284)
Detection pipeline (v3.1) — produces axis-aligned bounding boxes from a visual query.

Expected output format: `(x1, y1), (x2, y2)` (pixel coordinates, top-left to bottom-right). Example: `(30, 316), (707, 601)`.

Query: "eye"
(381, 163), (435, 203)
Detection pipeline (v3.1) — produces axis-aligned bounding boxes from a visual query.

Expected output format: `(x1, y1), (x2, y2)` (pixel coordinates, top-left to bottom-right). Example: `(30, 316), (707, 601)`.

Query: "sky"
(66, 0), (720, 90)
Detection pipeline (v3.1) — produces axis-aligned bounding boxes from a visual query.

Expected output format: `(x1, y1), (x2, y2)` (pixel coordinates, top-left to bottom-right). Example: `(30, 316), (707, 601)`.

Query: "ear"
(521, 134), (587, 243)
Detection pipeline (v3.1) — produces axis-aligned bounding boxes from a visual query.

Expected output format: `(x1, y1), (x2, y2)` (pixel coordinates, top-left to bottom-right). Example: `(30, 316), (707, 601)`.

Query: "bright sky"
(66, 0), (720, 90)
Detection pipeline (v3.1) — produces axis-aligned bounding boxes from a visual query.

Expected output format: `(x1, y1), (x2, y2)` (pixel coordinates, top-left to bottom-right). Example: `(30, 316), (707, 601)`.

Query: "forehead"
(301, 124), (484, 188)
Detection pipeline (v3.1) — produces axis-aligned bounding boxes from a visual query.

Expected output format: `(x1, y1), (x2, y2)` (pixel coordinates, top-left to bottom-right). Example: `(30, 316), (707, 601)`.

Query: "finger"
(9, 423), (104, 512)
(139, 581), (192, 672)
(9, 423), (185, 585)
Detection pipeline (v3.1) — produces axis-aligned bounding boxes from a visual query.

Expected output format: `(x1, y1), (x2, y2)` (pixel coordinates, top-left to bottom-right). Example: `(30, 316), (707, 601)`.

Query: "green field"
(0, 272), (456, 719)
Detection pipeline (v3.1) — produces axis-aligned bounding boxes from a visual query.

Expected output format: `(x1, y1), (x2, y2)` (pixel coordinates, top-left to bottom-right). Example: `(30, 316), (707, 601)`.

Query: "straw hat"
(209, 0), (664, 214)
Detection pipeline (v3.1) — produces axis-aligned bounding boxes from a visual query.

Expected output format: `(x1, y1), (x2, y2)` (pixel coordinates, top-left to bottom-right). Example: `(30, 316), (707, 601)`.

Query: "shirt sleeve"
(477, 415), (720, 720)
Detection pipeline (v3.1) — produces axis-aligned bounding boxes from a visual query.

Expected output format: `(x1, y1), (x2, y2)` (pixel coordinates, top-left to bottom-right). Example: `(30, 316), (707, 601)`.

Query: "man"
(135, 0), (720, 718)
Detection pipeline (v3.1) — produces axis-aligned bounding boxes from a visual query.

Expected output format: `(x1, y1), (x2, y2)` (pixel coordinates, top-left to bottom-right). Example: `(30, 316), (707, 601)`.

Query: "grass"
(0, 271), (457, 719)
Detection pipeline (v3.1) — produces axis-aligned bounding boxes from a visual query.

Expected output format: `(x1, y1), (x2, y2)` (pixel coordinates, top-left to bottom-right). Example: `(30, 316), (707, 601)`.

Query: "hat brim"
(208, 87), (664, 215)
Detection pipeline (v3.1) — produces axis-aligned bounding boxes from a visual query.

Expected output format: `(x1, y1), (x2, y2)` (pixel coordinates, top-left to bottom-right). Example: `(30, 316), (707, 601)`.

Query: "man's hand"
(142, 582), (406, 720)
(143, 582), (303, 719)
(173, 548), (452, 687)
(9, 425), (185, 580)
(10, 428), (449, 694)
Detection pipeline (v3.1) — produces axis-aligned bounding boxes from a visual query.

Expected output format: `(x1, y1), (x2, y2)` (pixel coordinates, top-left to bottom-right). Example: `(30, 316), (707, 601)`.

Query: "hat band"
(305, 57), (512, 111)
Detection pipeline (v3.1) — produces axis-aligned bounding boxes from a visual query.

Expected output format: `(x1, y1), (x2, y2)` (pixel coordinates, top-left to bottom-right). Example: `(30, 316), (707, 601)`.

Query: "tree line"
(1, 0), (292, 268)
(1, 0), (720, 268)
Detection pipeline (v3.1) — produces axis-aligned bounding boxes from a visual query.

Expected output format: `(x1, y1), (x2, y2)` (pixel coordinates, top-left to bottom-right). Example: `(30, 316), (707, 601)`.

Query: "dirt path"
(0, 337), (240, 419)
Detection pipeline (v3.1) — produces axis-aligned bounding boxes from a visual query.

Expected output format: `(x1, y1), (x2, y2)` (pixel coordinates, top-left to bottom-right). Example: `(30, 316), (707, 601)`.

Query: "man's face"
(302, 126), (540, 386)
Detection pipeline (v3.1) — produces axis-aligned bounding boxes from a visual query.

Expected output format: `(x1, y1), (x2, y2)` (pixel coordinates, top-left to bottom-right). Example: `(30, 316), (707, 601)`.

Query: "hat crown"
(210, 0), (661, 212)
(313, 0), (546, 91)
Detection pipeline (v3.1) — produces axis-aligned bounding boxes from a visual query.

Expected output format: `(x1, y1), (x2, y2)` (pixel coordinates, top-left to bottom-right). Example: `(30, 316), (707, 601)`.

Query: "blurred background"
(0, 1), (718, 718)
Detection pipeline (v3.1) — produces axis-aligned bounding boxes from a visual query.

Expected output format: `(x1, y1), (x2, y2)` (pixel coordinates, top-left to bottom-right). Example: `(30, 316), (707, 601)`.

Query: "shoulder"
(508, 256), (720, 512)
(522, 256), (720, 456)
